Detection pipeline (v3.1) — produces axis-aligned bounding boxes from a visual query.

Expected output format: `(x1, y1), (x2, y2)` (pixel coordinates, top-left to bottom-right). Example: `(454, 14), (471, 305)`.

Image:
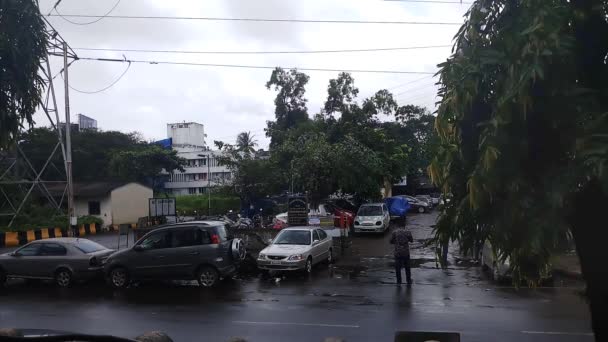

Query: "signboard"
(287, 196), (308, 226)
(149, 198), (176, 217)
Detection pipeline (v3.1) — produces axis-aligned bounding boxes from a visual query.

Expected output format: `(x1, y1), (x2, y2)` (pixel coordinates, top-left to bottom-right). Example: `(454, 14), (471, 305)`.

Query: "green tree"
(265, 68), (311, 147)
(236, 131), (257, 155)
(0, 0), (47, 149)
(429, 1), (608, 338)
(108, 145), (185, 190)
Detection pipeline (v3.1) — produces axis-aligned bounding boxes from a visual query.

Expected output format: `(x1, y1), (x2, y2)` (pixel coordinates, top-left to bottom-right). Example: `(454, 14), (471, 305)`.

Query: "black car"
(104, 221), (246, 288)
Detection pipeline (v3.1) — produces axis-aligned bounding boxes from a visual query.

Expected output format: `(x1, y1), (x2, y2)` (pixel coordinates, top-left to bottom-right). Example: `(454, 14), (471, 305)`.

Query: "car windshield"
(273, 230), (311, 245)
(358, 206), (382, 216)
(72, 240), (106, 253)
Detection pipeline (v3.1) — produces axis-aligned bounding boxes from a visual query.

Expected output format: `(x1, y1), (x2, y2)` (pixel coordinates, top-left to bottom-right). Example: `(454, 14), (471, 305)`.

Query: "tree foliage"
(108, 145), (185, 189)
(429, 0), (608, 338)
(0, 0), (48, 149)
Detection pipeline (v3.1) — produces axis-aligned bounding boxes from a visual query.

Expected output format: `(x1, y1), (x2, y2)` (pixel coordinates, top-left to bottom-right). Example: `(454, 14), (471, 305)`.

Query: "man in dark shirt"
(390, 227), (414, 285)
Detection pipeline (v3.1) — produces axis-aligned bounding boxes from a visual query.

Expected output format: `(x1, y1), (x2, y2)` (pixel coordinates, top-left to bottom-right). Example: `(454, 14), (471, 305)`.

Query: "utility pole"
(207, 154), (211, 216)
(63, 42), (75, 235)
(290, 160), (294, 194)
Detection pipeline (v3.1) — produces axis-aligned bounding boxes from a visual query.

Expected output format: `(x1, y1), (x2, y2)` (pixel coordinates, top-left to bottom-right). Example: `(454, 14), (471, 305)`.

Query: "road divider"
(0, 223), (98, 247)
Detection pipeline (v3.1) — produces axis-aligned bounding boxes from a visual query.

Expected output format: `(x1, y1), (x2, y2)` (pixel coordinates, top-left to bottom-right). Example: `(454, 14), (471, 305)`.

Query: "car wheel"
(418, 207), (425, 213)
(109, 267), (130, 289)
(305, 257), (313, 274)
(54, 268), (72, 288)
(197, 266), (219, 287)
(327, 248), (333, 264)
(231, 238), (246, 261)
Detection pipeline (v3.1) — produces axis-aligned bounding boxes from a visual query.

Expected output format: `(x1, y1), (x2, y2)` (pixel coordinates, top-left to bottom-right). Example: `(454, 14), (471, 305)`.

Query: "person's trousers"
(395, 255), (412, 284)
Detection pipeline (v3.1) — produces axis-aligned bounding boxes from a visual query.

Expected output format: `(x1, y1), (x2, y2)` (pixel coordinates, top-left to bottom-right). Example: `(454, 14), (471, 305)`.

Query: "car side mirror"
(9, 252), (19, 257)
(267, 238), (273, 245)
(313, 239), (320, 245)
(133, 245), (144, 252)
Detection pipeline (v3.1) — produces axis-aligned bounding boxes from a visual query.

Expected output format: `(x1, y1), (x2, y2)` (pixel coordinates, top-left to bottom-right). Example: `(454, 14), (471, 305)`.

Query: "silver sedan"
(257, 227), (333, 273)
(0, 238), (114, 287)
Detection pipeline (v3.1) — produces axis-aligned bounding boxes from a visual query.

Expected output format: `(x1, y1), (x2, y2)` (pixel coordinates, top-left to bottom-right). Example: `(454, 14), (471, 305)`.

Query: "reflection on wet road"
(0, 212), (592, 342)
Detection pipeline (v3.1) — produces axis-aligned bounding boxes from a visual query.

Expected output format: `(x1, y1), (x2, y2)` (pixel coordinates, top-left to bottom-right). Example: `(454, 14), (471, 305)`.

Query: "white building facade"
(163, 122), (232, 196)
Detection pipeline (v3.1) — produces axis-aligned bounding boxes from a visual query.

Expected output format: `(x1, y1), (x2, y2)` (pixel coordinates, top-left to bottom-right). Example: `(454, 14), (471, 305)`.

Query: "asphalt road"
(0, 213), (594, 342)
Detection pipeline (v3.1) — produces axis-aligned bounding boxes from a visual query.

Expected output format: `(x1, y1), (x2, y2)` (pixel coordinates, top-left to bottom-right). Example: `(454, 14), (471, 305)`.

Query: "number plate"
(270, 260), (282, 265)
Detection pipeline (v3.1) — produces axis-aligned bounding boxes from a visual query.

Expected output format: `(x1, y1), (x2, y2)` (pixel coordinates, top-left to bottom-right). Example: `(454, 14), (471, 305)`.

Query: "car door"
(168, 226), (211, 278)
(131, 229), (175, 278)
(3, 243), (42, 277)
(317, 229), (331, 259)
(311, 230), (324, 264)
(36, 243), (69, 278)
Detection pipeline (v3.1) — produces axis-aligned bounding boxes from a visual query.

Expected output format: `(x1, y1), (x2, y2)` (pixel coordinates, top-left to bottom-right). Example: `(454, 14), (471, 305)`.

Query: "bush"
(176, 194), (240, 216)
(77, 215), (103, 226)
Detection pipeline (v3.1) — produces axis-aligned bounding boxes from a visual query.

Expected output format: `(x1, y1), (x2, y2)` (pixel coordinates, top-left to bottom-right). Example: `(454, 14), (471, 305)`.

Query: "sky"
(36, 0), (471, 149)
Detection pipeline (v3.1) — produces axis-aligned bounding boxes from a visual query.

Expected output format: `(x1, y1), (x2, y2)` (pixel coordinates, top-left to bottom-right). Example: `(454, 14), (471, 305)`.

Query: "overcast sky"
(36, 0), (470, 148)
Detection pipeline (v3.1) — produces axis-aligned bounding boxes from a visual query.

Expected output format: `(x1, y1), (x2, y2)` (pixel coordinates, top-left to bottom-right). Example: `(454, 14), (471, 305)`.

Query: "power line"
(75, 56), (436, 75)
(387, 75), (434, 91)
(395, 79), (437, 96)
(73, 44), (451, 55)
(53, 0), (122, 26)
(47, 14), (462, 26)
(61, 61), (132, 94)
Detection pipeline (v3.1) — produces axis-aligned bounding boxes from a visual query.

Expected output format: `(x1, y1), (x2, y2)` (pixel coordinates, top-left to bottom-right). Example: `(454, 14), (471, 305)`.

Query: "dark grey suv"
(103, 221), (246, 288)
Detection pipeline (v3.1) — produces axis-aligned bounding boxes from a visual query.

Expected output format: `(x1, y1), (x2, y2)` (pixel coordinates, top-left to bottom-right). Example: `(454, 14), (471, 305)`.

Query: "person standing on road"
(390, 226), (414, 285)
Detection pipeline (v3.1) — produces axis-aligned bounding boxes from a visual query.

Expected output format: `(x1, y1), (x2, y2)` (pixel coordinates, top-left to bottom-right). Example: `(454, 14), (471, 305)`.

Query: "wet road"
(0, 213), (593, 342)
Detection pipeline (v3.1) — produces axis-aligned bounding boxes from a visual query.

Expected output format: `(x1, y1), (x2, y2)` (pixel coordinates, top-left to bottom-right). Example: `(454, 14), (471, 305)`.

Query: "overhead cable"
(47, 14), (462, 26)
(61, 60), (132, 94)
(53, 0), (122, 26)
(75, 56), (436, 75)
(73, 44), (451, 55)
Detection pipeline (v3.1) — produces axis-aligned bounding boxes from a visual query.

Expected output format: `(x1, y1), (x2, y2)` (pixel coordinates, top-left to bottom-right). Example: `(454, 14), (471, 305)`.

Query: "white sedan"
(257, 227), (333, 273)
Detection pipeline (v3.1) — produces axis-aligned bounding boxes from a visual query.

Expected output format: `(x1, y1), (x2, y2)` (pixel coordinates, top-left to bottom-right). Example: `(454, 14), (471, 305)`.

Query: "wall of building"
(74, 195), (112, 227)
(163, 149), (232, 195)
(110, 183), (153, 224)
(167, 122), (205, 147)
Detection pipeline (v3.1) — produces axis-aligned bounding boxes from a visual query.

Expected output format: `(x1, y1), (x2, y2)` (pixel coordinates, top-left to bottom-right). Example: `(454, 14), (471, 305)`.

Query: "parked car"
(0, 238), (114, 288)
(429, 193), (441, 206)
(257, 227), (333, 273)
(104, 221), (246, 288)
(383, 196), (410, 221)
(400, 195), (431, 213)
(354, 203), (391, 233)
(416, 195), (434, 208)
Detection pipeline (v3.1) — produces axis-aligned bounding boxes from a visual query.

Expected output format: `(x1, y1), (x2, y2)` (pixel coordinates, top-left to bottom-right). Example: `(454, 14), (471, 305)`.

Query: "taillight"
(211, 234), (220, 244)
(89, 257), (98, 267)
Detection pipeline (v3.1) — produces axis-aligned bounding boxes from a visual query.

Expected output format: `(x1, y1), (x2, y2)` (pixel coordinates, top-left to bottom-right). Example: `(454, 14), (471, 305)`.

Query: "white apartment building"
(163, 122), (232, 195)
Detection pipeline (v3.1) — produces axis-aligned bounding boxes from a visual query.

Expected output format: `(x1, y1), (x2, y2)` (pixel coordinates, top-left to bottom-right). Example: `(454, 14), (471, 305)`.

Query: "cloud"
(35, 0), (469, 149)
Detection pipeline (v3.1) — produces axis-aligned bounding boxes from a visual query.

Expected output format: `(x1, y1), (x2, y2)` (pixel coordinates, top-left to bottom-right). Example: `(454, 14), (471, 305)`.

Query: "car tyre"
(304, 257), (313, 274)
(54, 268), (72, 288)
(197, 266), (219, 288)
(109, 267), (130, 289)
(327, 248), (333, 264)
(418, 207), (425, 213)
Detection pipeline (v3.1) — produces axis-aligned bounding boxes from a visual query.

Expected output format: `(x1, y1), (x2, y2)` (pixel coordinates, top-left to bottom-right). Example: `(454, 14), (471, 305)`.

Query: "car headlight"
(258, 253), (266, 259)
(376, 221), (382, 225)
(354, 221), (360, 225)
(288, 254), (304, 261)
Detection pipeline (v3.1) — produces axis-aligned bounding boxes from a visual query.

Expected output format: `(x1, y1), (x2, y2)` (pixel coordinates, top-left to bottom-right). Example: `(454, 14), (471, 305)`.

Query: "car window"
(73, 240), (106, 254)
(358, 205), (382, 216)
(214, 225), (228, 242)
(40, 243), (67, 256)
(16, 243), (41, 256)
(171, 228), (204, 247)
(313, 230), (320, 241)
(273, 230), (311, 245)
(139, 230), (172, 249)
(318, 229), (328, 240)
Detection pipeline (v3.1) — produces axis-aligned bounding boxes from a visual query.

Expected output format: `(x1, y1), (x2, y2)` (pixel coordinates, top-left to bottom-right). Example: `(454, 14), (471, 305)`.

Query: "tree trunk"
(383, 177), (392, 198)
(568, 181), (608, 341)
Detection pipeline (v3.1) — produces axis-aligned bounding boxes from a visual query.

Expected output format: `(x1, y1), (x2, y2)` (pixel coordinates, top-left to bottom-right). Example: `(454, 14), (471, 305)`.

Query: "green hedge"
(176, 195), (241, 216)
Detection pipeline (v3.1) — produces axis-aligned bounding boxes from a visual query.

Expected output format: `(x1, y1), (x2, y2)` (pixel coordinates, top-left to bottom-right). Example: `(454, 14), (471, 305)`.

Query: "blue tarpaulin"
(153, 138), (172, 149)
(384, 196), (410, 218)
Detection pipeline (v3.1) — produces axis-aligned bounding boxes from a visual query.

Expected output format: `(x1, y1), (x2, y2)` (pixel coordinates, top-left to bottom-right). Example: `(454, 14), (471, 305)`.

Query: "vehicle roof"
(155, 220), (227, 229)
(281, 226), (320, 231)
(360, 203), (384, 206)
(27, 237), (93, 244)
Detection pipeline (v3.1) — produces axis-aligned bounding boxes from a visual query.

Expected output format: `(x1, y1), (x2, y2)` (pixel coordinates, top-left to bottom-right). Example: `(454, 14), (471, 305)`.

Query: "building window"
(200, 158), (206, 166)
(198, 187), (205, 194)
(88, 201), (101, 215)
(188, 188), (196, 195)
